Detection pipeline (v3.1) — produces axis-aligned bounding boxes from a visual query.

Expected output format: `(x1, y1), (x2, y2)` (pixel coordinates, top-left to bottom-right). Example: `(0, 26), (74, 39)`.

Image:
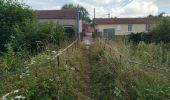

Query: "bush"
(128, 32), (152, 43)
(150, 17), (170, 43)
(64, 28), (75, 39)
(0, 0), (34, 53)
(12, 21), (64, 54)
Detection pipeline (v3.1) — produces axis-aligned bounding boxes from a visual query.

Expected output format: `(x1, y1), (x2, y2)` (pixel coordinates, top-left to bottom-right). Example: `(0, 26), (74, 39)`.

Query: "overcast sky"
(18, 0), (170, 18)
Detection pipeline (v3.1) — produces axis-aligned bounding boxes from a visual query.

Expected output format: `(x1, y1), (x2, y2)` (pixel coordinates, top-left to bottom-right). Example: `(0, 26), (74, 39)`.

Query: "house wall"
(96, 24), (146, 35)
(38, 19), (82, 33)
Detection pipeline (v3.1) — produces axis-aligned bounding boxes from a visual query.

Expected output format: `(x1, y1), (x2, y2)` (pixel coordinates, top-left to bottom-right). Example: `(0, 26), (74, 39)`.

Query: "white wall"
(96, 24), (146, 35)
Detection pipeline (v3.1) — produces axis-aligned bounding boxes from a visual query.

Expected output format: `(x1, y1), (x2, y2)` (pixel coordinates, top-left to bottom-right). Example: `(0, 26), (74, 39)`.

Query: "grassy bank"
(88, 38), (170, 100)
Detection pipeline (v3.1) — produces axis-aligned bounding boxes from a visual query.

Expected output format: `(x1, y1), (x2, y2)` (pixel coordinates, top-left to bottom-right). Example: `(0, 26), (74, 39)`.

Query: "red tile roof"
(35, 10), (78, 19)
(95, 18), (159, 25)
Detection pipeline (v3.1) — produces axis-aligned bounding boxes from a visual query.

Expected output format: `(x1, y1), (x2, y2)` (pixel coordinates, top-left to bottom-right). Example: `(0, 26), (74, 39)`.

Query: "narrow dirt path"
(75, 33), (93, 100)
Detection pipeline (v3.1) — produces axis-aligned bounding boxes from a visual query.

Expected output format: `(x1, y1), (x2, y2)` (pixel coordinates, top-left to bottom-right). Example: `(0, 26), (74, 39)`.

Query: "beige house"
(95, 18), (158, 36)
(35, 9), (82, 33)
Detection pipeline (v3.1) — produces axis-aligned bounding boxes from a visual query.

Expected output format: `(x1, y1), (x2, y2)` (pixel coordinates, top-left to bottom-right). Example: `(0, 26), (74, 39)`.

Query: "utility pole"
(94, 8), (96, 33)
(108, 13), (110, 18)
(77, 10), (80, 41)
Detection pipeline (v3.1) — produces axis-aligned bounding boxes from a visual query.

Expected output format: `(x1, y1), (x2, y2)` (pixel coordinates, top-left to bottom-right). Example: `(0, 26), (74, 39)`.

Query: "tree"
(62, 4), (91, 22)
(150, 16), (170, 43)
(0, 0), (34, 53)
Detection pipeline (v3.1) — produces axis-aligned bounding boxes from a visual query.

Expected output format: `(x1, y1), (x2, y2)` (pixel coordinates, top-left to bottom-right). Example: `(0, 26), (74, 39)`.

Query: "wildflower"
(30, 59), (35, 65)
(14, 95), (26, 99)
(19, 75), (23, 79)
(49, 79), (54, 81)
(71, 67), (75, 71)
(114, 87), (121, 96)
(65, 65), (69, 69)
(52, 51), (57, 54)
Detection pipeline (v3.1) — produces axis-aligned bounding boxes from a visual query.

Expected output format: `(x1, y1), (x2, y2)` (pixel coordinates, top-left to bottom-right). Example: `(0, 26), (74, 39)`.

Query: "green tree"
(150, 16), (170, 43)
(0, 0), (34, 53)
(62, 4), (91, 22)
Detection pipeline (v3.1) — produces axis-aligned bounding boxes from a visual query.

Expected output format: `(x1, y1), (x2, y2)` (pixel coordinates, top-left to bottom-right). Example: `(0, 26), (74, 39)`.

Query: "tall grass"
(0, 43), (88, 100)
(88, 38), (170, 100)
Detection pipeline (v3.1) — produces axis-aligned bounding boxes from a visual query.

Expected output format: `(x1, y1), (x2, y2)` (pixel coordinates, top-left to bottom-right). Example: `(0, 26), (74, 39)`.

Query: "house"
(35, 9), (82, 33)
(95, 17), (158, 36)
(82, 21), (94, 33)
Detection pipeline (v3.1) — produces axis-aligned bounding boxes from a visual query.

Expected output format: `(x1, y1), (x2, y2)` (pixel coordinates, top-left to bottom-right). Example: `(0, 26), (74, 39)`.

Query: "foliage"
(127, 32), (152, 43)
(0, 0), (34, 53)
(88, 39), (170, 99)
(13, 21), (64, 54)
(150, 16), (170, 43)
(0, 44), (89, 99)
(64, 28), (75, 40)
(1, 43), (25, 71)
(62, 4), (91, 22)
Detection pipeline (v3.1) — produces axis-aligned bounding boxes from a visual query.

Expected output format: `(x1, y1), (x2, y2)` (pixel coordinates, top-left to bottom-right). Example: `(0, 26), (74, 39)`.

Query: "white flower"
(14, 95), (26, 99)
(49, 79), (54, 81)
(65, 65), (68, 69)
(71, 67), (75, 71)
(19, 75), (23, 79)
(30, 59), (35, 64)
(114, 87), (121, 96)
(52, 51), (57, 54)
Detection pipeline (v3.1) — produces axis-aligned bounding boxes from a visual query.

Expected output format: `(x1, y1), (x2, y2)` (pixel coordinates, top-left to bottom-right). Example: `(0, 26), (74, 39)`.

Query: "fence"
(0, 39), (78, 97)
(101, 38), (170, 72)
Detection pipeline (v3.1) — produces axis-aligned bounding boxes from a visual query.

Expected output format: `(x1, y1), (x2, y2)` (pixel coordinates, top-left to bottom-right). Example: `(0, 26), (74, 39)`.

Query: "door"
(104, 28), (115, 39)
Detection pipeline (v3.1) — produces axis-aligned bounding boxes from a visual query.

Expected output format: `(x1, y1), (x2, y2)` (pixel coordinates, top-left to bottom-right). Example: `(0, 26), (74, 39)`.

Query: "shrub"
(150, 17), (170, 43)
(128, 32), (152, 43)
(0, 0), (34, 53)
(64, 28), (75, 39)
(13, 21), (64, 54)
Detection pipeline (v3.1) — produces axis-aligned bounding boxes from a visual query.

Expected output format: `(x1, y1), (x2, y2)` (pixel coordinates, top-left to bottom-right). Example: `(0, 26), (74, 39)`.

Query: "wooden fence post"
(58, 56), (60, 67)
(120, 55), (122, 65)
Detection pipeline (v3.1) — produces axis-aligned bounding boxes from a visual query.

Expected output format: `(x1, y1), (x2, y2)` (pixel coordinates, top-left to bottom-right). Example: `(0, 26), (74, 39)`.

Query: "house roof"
(35, 9), (78, 19)
(95, 18), (159, 25)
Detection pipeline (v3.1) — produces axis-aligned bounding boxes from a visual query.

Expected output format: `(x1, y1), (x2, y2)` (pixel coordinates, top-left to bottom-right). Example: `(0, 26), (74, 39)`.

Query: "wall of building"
(38, 19), (82, 33)
(96, 24), (146, 35)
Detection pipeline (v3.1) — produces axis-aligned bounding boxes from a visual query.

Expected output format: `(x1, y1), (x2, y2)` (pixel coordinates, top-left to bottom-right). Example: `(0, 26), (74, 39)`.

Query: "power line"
(107, 0), (133, 17)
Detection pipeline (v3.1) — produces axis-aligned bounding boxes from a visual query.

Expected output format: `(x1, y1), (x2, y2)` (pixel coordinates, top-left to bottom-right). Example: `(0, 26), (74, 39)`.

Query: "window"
(145, 24), (149, 31)
(128, 24), (132, 32)
(63, 25), (73, 29)
(117, 25), (121, 30)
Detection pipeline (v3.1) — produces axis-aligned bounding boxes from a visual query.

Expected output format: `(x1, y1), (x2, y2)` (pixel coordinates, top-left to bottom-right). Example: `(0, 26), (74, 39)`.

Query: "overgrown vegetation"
(88, 39), (170, 99)
(0, 0), (76, 72)
(0, 43), (89, 99)
(127, 17), (170, 44)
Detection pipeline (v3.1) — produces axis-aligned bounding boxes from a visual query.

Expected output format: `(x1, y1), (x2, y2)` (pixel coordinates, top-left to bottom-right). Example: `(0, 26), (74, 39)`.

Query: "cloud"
(110, 0), (159, 17)
(18, 0), (170, 18)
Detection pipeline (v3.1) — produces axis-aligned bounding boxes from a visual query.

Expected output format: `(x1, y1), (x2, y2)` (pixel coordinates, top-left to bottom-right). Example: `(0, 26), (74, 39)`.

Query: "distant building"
(35, 9), (82, 33)
(95, 17), (158, 36)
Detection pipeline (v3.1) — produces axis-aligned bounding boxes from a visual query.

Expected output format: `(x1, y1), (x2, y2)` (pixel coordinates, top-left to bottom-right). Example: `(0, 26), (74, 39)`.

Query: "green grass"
(88, 38), (170, 100)
(0, 43), (88, 100)
(1, 38), (170, 99)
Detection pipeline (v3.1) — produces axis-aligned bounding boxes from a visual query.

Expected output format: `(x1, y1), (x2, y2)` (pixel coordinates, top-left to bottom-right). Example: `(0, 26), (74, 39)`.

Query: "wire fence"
(0, 39), (78, 79)
(102, 39), (170, 72)
(0, 39), (79, 96)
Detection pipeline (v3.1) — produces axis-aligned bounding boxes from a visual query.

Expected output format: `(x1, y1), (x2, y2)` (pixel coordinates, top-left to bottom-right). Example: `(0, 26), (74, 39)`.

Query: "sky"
(18, 0), (170, 18)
